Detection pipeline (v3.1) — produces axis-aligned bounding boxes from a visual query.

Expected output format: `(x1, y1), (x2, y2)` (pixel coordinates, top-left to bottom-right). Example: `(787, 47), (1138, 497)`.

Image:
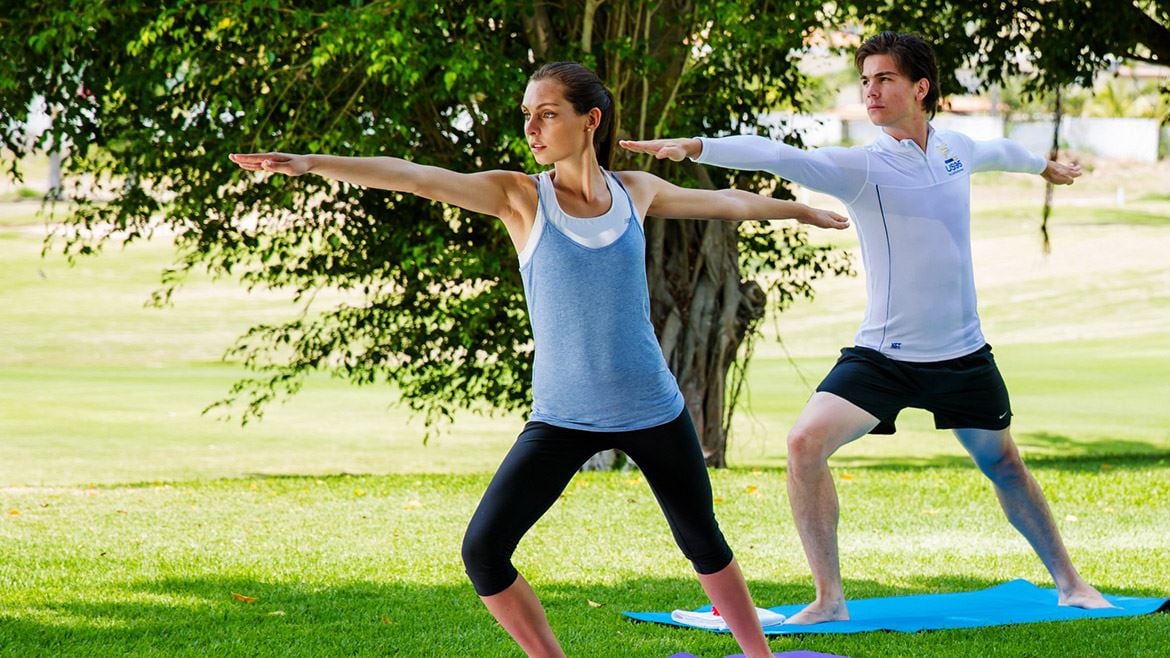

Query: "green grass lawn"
(2, 465), (1166, 657)
(1, 160), (1169, 656)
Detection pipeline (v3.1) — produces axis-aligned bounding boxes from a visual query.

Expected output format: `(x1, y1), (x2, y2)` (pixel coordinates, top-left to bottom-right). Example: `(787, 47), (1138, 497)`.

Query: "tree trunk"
(1041, 87), (1062, 254)
(577, 0), (762, 468)
(644, 170), (767, 466)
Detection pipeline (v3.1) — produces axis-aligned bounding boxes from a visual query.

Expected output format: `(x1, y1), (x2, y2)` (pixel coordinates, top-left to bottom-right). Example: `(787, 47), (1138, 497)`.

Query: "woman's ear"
(587, 106), (603, 131)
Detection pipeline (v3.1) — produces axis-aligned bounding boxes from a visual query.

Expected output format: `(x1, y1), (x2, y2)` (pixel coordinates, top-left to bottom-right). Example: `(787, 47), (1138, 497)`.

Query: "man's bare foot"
(782, 599), (849, 625)
(1058, 583), (1116, 609)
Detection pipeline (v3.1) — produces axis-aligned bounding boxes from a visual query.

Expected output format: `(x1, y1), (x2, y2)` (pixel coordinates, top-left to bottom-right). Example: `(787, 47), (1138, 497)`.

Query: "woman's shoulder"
(473, 169), (539, 226)
(611, 169), (659, 191)
(485, 169), (540, 196)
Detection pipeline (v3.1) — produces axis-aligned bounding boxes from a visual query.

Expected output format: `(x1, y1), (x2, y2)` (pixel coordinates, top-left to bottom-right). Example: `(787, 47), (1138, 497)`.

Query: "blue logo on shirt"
(944, 157), (964, 175)
(890, 342), (902, 349)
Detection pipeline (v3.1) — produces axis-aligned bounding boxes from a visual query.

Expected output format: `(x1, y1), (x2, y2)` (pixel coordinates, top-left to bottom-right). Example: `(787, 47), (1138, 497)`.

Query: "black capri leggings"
(461, 410), (734, 597)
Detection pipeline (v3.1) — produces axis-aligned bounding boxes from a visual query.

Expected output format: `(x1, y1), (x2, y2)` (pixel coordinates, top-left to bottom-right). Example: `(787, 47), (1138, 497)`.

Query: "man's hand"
(619, 138), (702, 162)
(1041, 160), (1082, 185)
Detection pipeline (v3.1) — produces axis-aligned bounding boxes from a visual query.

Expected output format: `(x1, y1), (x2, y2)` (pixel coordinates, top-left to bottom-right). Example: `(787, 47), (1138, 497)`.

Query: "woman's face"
(521, 79), (595, 166)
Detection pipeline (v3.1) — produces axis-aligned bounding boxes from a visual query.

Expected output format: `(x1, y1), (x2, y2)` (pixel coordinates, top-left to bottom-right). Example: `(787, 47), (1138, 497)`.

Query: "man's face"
(859, 53), (925, 128)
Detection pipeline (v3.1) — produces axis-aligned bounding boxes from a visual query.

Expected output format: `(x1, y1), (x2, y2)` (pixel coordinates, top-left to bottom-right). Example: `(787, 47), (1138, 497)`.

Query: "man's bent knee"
(980, 446), (1029, 487)
(787, 426), (833, 468)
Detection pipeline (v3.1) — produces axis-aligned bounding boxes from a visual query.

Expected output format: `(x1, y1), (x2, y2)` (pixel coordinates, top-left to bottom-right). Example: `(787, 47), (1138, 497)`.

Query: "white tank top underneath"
(518, 171), (636, 266)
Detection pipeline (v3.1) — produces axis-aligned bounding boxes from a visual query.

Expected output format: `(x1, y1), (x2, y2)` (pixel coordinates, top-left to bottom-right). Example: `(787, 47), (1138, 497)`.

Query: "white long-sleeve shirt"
(697, 127), (1046, 361)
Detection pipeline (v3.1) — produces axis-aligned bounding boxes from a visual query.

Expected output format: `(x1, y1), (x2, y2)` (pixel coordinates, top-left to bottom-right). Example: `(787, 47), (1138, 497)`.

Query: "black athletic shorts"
(816, 343), (1012, 435)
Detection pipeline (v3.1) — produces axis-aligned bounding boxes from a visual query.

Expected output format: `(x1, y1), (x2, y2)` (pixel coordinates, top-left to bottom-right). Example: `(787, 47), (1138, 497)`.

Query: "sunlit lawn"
(1, 159), (1168, 656)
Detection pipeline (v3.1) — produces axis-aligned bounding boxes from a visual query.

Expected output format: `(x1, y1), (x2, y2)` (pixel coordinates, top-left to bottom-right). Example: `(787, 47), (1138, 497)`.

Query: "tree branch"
(521, 1), (552, 61)
(581, 0), (603, 52)
(1125, 1), (1170, 64)
(1123, 51), (1167, 65)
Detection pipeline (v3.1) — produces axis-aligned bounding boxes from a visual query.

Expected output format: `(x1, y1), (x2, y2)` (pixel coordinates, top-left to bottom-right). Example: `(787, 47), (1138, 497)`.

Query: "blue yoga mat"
(625, 579), (1169, 635)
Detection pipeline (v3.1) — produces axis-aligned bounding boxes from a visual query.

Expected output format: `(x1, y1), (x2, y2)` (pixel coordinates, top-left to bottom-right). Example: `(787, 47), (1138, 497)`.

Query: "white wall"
(931, 115), (1005, 141)
(757, 112), (842, 146)
(1009, 117), (1161, 162)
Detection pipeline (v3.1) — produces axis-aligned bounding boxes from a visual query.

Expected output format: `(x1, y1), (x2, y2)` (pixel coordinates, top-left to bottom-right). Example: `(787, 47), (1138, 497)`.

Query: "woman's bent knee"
(462, 524), (519, 597)
(689, 545), (735, 576)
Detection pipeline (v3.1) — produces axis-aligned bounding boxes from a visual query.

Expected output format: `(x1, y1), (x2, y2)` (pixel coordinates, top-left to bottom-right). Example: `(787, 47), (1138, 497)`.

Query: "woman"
(230, 61), (847, 658)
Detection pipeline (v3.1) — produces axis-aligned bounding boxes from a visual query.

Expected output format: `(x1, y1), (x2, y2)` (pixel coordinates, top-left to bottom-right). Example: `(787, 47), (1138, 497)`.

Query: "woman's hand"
(619, 138), (702, 162)
(798, 207), (850, 230)
(229, 152), (312, 177)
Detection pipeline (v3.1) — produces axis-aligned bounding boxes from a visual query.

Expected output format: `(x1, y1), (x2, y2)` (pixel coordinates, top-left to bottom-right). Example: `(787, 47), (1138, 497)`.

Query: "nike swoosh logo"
(999, 411), (1009, 419)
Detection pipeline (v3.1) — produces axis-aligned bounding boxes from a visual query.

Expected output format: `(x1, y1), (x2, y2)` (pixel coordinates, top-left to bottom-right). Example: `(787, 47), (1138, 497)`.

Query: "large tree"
(2, 1), (850, 466)
(827, 1), (1170, 94)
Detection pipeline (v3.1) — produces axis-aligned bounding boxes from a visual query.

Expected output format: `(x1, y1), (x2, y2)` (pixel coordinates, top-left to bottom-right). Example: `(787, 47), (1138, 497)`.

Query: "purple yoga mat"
(669, 646), (842, 650)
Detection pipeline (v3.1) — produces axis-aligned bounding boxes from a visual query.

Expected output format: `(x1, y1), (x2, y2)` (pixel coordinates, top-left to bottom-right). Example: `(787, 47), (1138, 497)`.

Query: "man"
(620, 31), (1113, 624)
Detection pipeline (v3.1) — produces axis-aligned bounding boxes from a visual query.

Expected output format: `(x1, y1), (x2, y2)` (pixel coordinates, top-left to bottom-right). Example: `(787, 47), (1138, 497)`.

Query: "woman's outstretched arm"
(615, 170), (849, 230)
(228, 152), (535, 224)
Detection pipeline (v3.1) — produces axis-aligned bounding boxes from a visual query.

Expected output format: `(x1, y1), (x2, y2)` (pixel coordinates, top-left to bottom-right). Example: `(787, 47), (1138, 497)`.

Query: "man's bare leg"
(783, 392), (880, 624)
(953, 427), (1114, 608)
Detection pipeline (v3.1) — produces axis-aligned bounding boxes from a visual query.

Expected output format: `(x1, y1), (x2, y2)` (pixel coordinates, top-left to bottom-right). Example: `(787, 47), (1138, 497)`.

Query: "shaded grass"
(1, 464), (1167, 657)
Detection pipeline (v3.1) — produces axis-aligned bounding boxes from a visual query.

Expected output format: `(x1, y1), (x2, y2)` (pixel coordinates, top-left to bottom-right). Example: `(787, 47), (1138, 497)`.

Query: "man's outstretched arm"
(968, 138), (1082, 186)
(622, 135), (866, 202)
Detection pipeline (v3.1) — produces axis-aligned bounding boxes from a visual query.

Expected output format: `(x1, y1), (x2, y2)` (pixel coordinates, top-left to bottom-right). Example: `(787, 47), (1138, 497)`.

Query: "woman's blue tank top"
(519, 170), (685, 431)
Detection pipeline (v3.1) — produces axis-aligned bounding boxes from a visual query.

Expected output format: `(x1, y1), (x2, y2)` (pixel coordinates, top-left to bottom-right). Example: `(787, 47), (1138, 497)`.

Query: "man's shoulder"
(813, 143), (871, 163)
(932, 128), (976, 148)
(929, 129), (980, 164)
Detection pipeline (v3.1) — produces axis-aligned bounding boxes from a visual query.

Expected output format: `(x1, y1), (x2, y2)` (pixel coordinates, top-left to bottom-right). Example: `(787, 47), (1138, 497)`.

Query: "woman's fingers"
(620, 139), (690, 162)
(619, 139), (667, 156)
(808, 210), (850, 229)
(228, 152), (304, 175)
(618, 139), (653, 155)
